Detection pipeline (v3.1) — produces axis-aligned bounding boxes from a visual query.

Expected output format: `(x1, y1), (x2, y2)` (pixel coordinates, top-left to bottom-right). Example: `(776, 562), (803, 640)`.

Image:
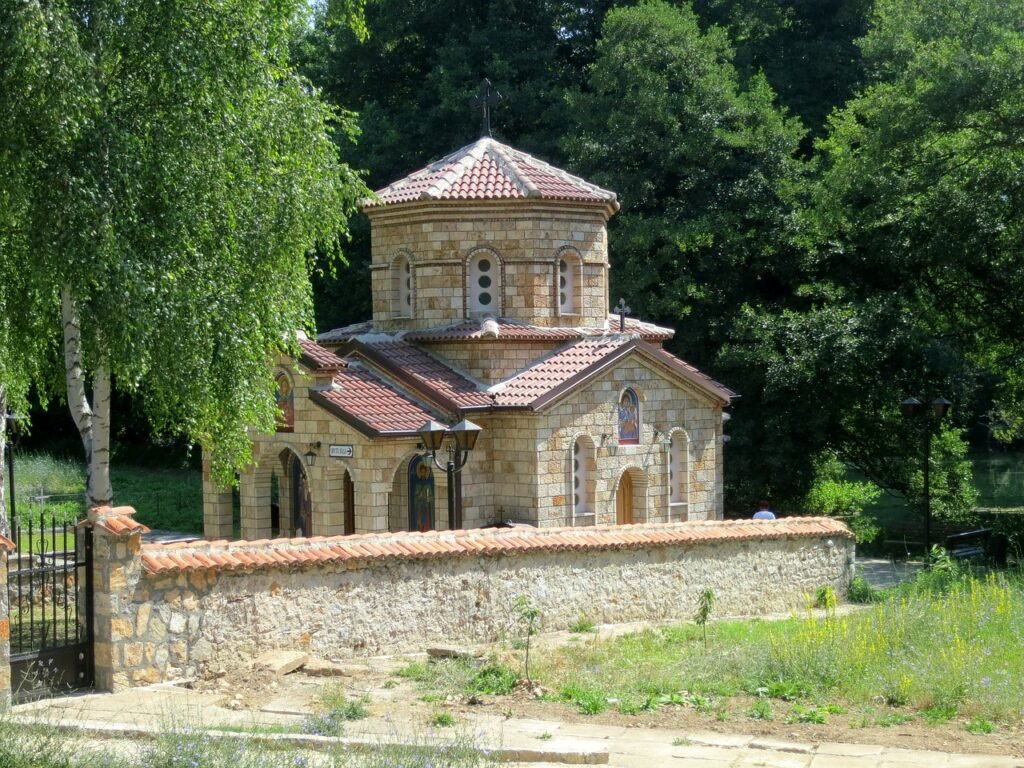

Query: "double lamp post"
(418, 418), (482, 531)
(900, 396), (951, 559)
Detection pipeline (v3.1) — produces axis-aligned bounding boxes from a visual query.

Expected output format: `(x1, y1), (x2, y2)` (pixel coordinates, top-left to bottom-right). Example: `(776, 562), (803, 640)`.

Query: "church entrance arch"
(408, 454), (436, 532)
(615, 467), (647, 525)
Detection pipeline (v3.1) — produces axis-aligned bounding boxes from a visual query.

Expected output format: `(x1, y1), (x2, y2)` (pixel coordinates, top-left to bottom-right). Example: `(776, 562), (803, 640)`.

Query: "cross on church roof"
(615, 298), (632, 332)
(470, 79), (502, 138)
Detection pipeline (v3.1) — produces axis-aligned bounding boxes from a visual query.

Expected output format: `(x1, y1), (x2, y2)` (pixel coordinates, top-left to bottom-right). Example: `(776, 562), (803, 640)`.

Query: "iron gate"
(7, 513), (93, 701)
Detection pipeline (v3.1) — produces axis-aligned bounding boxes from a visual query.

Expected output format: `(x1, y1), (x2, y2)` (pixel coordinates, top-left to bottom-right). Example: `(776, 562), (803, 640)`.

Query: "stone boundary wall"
(0, 534), (13, 708)
(85, 507), (854, 690)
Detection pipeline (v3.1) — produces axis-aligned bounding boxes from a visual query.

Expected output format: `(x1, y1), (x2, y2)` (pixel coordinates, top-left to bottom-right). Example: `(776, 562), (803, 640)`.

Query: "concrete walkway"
(11, 685), (1022, 768)
(856, 557), (924, 590)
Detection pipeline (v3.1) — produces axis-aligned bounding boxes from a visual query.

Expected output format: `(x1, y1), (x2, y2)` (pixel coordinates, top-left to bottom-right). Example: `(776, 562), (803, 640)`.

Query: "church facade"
(202, 138), (734, 540)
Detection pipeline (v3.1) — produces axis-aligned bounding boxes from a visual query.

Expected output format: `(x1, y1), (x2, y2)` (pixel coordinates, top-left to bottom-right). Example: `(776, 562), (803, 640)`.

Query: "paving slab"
(255, 650), (310, 676)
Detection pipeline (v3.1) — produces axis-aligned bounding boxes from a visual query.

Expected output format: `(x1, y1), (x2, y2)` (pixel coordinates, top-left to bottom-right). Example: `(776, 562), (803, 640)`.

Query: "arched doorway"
(291, 453), (313, 537)
(616, 471), (634, 524)
(408, 454), (436, 532)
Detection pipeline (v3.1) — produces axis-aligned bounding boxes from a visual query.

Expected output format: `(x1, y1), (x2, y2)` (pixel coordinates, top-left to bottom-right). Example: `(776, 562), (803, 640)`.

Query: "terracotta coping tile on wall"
(89, 505), (151, 538)
(138, 518), (853, 576)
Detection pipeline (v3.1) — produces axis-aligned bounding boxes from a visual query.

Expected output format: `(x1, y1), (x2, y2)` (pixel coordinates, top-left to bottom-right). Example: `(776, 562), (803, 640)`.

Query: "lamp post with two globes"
(900, 396), (952, 561)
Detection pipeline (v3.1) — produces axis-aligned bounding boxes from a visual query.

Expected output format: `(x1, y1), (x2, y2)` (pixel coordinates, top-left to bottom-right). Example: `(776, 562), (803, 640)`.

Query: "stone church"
(202, 137), (735, 540)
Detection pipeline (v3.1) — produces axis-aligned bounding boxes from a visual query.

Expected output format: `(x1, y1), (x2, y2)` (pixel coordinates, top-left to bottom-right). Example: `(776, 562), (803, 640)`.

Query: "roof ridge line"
(488, 141), (540, 198)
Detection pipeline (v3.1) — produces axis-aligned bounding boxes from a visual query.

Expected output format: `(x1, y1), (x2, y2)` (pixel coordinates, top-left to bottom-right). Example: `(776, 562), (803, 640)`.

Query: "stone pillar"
(239, 466), (273, 540)
(202, 455), (234, 540)
(0, 534), (13, 709)
(88, 506), (149, 692)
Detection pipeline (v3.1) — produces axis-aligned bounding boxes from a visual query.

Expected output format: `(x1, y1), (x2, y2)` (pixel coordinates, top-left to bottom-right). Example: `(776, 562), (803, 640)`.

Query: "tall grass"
(533, 568), (1024, 722)
(7, 451), (203, 533)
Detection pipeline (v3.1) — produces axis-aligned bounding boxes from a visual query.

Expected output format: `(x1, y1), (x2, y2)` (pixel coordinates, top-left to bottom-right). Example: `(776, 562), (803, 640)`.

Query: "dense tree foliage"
(0, 0), (368, 504)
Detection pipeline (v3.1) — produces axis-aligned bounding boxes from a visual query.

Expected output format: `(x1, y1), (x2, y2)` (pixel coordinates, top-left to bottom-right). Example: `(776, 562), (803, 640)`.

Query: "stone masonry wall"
(90, 512), (853, 688)
(368, 202), (611, 333)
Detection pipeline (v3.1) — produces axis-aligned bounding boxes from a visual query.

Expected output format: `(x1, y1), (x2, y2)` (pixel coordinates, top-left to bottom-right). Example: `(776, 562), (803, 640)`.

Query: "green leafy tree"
(1, 0), (369, 507)
(693, 0), (871, 139)
(813, 0), (1024, 443)
(567, 1), (813, 507)
(802, 451), (881, 543)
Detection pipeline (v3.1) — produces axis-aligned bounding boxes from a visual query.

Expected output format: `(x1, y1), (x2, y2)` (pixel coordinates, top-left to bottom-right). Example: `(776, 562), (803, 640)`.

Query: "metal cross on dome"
(470, 79), (502, 138)
(615, 297), (632, 332)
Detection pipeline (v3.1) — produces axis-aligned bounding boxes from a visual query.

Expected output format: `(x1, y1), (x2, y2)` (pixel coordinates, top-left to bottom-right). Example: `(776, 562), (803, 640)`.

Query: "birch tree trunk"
(62, 288), (113, 509)
(0, 386), (8, 539)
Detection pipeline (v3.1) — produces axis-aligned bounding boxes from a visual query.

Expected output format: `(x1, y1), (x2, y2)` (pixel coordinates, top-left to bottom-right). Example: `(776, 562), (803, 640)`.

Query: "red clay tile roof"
(367, 138), (619, 208)
(0, 534), (14, 552)
(485, 336), (734, 409)
(139, 518), (852, 575)
(358, 340), (493, 409)
(490, 337), (630, 406)
(311, 364), (441, 436)
(297, 338), (346, 371)
(88, 506), (151, 537)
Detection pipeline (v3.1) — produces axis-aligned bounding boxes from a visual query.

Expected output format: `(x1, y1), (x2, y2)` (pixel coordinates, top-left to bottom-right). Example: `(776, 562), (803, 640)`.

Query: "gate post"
(0, 534), (13, 709)
(88, 506), (149, 692)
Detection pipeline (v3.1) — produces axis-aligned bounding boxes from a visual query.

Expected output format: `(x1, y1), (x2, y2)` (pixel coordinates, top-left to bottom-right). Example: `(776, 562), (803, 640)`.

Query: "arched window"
(391, 254), (412, 318)
(617, 388), (640, 445)
(670, 431), (689, 506)
(469, 250), (500, 314)
(571, 437), (596, 523)
(557, 250), (581, 315)
(274, 370), (294, 432)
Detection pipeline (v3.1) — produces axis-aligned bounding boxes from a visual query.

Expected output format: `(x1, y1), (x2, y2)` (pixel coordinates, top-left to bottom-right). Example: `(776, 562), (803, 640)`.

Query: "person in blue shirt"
(752, 500), (776, 520)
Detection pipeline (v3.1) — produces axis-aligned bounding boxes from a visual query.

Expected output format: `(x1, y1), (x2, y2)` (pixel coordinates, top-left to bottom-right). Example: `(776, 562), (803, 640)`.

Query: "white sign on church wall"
(329, 444), (354, 458)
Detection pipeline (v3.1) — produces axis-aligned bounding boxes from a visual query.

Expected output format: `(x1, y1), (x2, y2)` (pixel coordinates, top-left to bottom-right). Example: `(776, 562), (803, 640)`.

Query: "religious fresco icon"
(274, 370), (295, 432)
(618, 388), (640, 445)
(409, 455), (435, 532)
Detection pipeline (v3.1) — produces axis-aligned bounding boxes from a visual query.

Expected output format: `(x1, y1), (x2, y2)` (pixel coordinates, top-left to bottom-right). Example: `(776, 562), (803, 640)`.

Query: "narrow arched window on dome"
(618, 388), (640, 445)
(391, 254), (412, 318)
(558, 251), (581, 316)
(469, 251), (501, 315)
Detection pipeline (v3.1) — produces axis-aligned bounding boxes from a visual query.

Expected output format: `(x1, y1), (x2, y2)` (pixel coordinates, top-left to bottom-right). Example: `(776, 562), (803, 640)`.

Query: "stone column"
(202, 455), (234, 540)
(88, 506), (149, 692)
(0, 534), (13, 709)
(239, 466), (273, 540)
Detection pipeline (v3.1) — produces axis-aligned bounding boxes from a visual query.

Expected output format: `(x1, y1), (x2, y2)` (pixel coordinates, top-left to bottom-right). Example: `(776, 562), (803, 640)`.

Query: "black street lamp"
(418, 418), (482, 531)
(900, 396), (952, 561)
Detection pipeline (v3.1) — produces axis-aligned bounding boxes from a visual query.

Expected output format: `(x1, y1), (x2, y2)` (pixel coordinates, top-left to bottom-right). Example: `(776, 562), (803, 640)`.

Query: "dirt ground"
(193, 646), (1024, 760)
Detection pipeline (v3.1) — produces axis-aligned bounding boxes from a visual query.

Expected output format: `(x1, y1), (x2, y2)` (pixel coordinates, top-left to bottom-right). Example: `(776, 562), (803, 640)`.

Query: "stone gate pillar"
(0, 534), (13, 709)
(88, 506), (149, 692)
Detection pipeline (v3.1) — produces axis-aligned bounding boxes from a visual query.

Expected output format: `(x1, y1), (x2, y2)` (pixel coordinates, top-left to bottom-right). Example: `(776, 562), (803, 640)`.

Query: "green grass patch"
(966, 718), (995, 734)
(530, 568), (1024, 725)
(569, 615), (596, 633)
(431, 712), (456, 728)
(9, 452), (203, 533)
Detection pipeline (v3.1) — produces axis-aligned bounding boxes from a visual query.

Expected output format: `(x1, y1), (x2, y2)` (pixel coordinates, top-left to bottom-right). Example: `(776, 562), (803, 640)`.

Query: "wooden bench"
(944, 528), (992, 561)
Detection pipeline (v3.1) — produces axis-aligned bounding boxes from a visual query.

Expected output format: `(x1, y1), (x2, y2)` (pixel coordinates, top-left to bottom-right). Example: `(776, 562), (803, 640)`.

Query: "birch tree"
(1, 0), (368, 509)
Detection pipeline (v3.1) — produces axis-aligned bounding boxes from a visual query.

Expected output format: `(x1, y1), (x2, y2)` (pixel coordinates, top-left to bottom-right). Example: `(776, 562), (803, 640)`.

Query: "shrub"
(468, 664), (518, 696)
(847, 575), (880, 604)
